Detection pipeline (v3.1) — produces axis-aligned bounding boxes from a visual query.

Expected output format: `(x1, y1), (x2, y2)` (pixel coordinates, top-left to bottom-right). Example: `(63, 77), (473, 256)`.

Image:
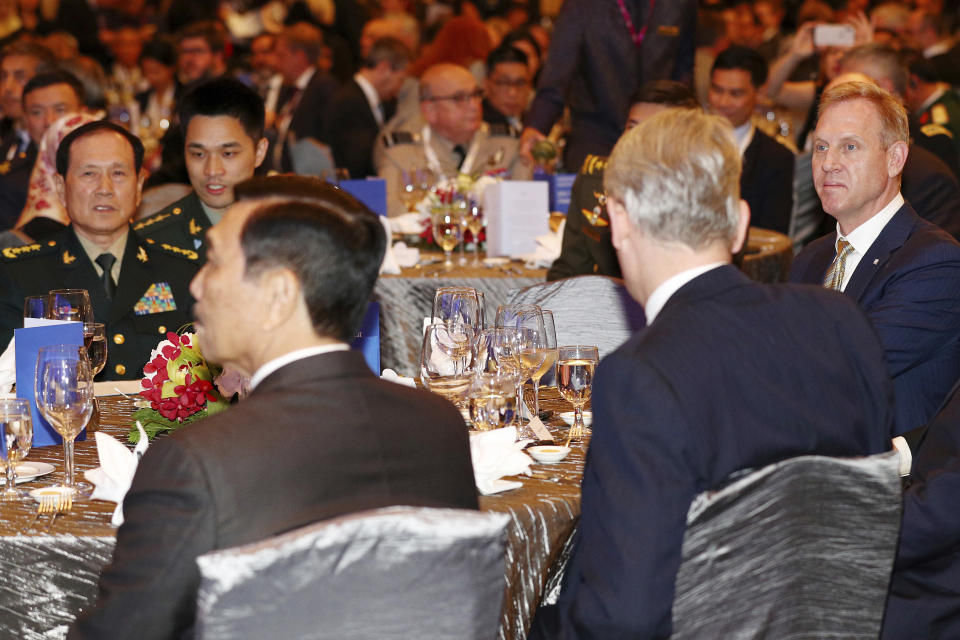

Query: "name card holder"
(340, 179), (388, 217)
(484, 181), (549, 257)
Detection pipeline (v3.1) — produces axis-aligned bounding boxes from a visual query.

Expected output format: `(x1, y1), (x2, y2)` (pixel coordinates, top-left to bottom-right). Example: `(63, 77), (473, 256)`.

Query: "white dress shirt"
(354, 72), (384, 127)
(250, 343), (350, 390)
(644, 263), (727, 324)
(833, 192), (904, 292)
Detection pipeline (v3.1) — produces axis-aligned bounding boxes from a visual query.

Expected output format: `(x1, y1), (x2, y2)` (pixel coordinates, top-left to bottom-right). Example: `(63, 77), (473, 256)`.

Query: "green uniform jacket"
(0, 226), (200, 380)
(133, 191), (212, 263)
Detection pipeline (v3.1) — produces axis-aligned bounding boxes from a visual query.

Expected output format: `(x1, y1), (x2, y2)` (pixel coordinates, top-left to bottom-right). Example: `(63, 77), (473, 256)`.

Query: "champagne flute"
(0, 398), (32, 499)
(48, 289), (93, 323)
(420, 323), (473, 408)
(468, 370), (519, 431)
(35, 345), (94, 497)
(557, 345), (599, 444)
(465, 199), (484, 266)
(431, 207), (463, 271)
(530, 310), (558, 417)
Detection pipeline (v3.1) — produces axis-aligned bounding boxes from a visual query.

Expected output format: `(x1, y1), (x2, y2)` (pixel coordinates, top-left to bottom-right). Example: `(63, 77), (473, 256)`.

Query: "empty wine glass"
(433, 287), (482, 327)
(420, 323), (474, 408)
(530, 310), (558, 417)
(35, 345), (94, 497)
(23, 295), (49, 320)
(557, 345), (599, 444)
(0, 398), (32, 500)
(48, 289), (93, 323)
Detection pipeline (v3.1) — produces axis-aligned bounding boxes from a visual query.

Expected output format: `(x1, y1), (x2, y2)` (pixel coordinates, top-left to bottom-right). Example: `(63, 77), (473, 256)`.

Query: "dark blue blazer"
(790, 203), (960, 435)
(529, 265), (894, 639)
(882, 378), (960, 639)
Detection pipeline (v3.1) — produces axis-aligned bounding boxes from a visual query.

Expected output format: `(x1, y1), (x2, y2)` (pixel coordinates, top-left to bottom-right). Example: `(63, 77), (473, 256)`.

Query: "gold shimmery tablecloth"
(0, 391), (584, 640)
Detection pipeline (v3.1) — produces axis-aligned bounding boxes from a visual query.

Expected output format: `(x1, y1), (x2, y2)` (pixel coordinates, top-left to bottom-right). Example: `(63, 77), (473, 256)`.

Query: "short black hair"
(711, 45), (768, 87)
(56, 120), (145, 176)
(177, 77), (265, 141)
(234, 175), (386, 342)
(501, 29), (541, 61)
(22, 69), (86, 106)
(177, 21), (226, 53)
(141, 36), (177, 67)
(486, 45), (528, 75)
(362, 37), (411, 71)
(0, 41), (56, 68)
(629, 80), (700, 109)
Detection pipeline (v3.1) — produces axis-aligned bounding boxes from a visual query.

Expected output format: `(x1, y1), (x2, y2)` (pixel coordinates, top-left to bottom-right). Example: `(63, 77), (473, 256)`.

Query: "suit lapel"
(109, 230), (153, 325)
(844, 204), (916, 302)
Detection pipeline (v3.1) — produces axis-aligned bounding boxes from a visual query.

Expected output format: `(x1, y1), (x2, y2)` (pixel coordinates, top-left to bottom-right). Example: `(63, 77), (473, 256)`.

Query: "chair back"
(506, 275), (645, 360)
(195, 506), (509, 640)
(671, 451), (902, 639)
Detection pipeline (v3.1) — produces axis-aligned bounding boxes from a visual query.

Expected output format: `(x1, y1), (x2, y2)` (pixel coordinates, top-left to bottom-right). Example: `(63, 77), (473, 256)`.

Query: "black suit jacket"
(69, 350), (479, 639)
(0, 226), (199, 379)
(900, 144), (960, 240)
(323, 78), (381, 179)
(741, 128), (794, 234)
(288, 69), (340, 145)
(0, 135), (36, 231)
(530, 265), (894, 639)
(791, 203), (960, 435)
(882, 377), (960, 639)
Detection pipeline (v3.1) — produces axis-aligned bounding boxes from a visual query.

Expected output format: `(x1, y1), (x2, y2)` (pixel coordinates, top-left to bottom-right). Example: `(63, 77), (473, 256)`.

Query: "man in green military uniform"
(374, 63), (532, 217)
(547, 81), (700, 281)
(907, 54), (960, 167)
(133, 78), (268, 262)
(0, 121), (199, 380)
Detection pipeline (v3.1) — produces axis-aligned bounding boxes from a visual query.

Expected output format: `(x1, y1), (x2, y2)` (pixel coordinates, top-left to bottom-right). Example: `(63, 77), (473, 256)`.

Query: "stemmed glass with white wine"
(35, 345), (94, 498)
(530, 310), (558, 417)
(556, 345), (599, 444)
(431, 206), (464, 271)
(420, 322), (475, 409)
(464, 199), (484, 266)
(0, 398), (33, 500)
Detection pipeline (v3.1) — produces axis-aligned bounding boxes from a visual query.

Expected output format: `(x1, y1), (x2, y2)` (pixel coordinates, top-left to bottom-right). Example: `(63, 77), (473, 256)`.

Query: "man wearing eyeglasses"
(483, 45), (531, 131)
(375, 63), (532, 216)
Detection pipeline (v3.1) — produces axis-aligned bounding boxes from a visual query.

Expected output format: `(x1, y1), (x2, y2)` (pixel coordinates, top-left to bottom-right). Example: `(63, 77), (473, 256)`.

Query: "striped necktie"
(822, 238), (854, 291)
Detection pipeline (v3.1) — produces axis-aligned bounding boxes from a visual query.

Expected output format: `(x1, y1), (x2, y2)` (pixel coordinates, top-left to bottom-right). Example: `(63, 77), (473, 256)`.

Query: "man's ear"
(886, 140), (909, 177)
(731, 199), (751, 255)
(258, 267), (302, 331)
(54, 173), (67, 208)
(607, 197), (631, 251)
(254, 137), (269, 168)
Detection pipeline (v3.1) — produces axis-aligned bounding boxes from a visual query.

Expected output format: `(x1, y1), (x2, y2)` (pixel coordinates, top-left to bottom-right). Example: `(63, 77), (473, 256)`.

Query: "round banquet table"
(0, 391), (585, 640)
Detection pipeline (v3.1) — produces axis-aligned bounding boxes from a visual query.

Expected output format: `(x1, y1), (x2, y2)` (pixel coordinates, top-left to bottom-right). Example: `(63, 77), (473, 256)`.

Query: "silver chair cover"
(671, 451), (902, 639)
(195, 506), (510, 640)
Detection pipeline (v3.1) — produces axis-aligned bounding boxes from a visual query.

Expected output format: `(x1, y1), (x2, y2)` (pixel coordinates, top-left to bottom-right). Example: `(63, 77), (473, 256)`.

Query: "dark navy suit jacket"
(790, 203), (960, 435)
(882, 377), (960, 639)
(741, 128), (794, 234)
(529, 265), (894, 639)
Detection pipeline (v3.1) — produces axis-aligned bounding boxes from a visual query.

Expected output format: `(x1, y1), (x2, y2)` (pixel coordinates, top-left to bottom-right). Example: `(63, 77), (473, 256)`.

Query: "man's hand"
(520, 126), (547, 165)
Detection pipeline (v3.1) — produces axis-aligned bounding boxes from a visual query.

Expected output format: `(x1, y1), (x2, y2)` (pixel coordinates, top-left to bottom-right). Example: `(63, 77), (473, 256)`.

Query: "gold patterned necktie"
(823, 238), (854, 291)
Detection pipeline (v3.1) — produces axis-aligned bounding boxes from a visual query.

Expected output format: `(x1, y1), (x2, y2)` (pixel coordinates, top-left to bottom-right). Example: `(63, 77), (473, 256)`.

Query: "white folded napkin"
(469, 426), (533, 495)
(391, 241), (420, 268)
(379, 216), (402, 275)
(391, 212), (427, 235)
(0, 337), (14, 395)
(380, 368), (417, 388)
(518, 218), (565, 268)
(84, 421), (149, 526)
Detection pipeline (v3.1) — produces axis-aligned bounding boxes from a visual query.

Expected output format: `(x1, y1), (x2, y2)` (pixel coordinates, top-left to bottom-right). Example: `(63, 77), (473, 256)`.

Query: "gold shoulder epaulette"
(133, 211), (176, 231)
(1, 241), (53, 260)
(579, 155), (607, 176)
(157, 242), (199, 261)
(921, 123), (954, 140)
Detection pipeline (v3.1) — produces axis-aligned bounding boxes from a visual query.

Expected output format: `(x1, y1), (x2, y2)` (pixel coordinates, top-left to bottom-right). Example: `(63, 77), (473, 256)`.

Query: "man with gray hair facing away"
(528, 107), (894, 639)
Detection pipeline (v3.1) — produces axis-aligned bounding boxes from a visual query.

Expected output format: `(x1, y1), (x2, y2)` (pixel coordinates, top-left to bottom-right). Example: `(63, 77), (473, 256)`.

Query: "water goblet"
(0, 398), (32, 500)
(468, 370), (519, 431)
(420, 323), (474, 408)
(23, 295), (49, 320)
(556, 345), (599, 444)
(48, 289), (93, 323)
(35, 345), (94, 498)
(433, 287), (482, 327)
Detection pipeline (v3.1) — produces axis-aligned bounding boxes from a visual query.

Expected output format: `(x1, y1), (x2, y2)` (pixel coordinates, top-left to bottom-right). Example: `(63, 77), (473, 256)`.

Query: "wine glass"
(556, 345), (599, 444)
(495, 304), (546, 413)
(468, 370), (519, 431)
(35, 345), (94, 497)
(0, 398), (32, 500)
(23, 295), (49, 320)
(420, 323), (474, 408)
(431, 207), (463, 270)
(530, 310), (558, 417)
(452, 192), (470, 266)
(465, 199), (484, 266)
(83, 323), (107, 378)
(48, 289), (93, 323)
(433, 287), (482, 327)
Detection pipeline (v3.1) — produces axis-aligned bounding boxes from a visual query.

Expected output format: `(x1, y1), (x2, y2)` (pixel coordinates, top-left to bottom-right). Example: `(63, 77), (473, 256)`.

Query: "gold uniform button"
(113, 333), (125, 345)
(115, 364), (126, 376)
(157, 325), (166, 334)
(172, 207), (182, 215)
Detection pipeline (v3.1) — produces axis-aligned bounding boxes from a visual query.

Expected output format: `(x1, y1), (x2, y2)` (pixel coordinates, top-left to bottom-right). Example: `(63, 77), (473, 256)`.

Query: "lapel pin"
(873, 258), (879, 265)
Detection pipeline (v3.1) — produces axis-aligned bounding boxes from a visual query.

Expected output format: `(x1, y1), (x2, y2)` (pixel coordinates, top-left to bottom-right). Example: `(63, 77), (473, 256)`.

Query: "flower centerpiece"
(129, 331), (230, 443)
(415, 173), (499, 246)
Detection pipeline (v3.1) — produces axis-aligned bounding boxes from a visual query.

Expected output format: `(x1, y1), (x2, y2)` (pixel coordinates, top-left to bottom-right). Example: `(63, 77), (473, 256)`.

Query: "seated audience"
(529, 107), (894, 639)
(68, 174), (478, 638)
(134, 77), (267, 262)
(708, 45), (795, 234)
(323, 36), (409, 179)
(0, 120), (199, 379)
(482, 44), (530, 131)
(176, 21), (227, 87)
(548, 80), (699, 281)
(790, 81), (960, 436)
(375, 62), (530, 216)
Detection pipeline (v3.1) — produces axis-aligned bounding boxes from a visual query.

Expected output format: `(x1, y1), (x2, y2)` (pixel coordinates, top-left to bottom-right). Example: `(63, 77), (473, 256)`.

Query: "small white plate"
(528, 445), (571, 463)
(15, 461), (55, 484)
(558, 411), (593, 427)
(482, 256), (510, 266)
(28, 485), (75, 503)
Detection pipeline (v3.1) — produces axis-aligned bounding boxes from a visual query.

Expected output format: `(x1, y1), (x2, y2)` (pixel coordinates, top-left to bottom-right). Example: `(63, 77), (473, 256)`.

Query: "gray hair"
(603, 108), (741, 249)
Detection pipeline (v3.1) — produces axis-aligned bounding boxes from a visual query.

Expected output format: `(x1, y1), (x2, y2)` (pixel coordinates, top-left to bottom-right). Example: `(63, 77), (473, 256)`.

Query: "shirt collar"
(199, 199), (223, 227)
(75, 227), (128, 278)
(644, 262), (727, 324)
(732, 122), (754, 156)
(837, 192), (904, 256)
(295, 67), (316, 90)
(354, 72), (382, 124)
(250, 343), (350, 390)
(924, 41), (951, 58)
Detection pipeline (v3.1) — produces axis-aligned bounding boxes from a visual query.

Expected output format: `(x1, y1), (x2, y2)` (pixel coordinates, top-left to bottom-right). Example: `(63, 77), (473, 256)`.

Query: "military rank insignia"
(62, 250), (76, 264)
(134, 282), (177, 315)
(189, 218), (203, 236)
(136, 247), (148, 263)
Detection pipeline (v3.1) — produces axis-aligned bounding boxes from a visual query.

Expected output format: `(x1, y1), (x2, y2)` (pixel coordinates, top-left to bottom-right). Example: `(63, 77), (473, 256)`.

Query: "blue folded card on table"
(340, 179), (387, 217)
(351, 302), (380, 374)
(533, 170), (576, 214)
(15, 323), (86, 447)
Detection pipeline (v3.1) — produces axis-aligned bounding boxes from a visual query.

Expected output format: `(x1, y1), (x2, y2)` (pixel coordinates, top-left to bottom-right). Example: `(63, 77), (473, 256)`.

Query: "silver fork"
(26, 495), (57, 529)
(44, 494), (73, 530)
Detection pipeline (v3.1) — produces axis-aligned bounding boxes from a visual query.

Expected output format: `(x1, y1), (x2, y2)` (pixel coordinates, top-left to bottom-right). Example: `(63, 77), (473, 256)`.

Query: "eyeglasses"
(423, 88), (484, 106)
(489, 78), (529, 90)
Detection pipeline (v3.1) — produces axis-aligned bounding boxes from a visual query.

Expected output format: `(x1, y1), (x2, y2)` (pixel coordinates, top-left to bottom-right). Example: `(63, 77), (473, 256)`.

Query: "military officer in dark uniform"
(548, 81), (700, 281)
(133, 78), (268, 262)
(0, 121), (199, 380)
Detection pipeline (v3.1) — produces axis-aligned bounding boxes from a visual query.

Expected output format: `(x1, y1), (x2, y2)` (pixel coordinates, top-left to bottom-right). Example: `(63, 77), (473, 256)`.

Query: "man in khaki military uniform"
(0, 121), (199, 380)
(134, 78), (268, 262)
(374, 63), (532, 217)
